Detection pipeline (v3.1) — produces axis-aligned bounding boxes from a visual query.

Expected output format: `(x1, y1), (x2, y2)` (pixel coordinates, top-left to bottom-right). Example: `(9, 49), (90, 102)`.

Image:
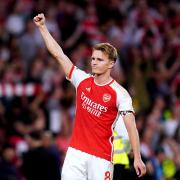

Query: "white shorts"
(61, 147), (113, 180)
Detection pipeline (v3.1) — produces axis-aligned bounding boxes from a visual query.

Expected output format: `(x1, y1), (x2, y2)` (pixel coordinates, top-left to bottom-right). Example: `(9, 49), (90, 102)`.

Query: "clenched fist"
(33, 13), (45, 27)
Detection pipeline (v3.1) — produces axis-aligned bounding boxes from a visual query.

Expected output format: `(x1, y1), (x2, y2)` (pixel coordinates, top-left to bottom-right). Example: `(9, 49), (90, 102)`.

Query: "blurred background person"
(0, 143), (20, 180)
(21, 130), (61, 180)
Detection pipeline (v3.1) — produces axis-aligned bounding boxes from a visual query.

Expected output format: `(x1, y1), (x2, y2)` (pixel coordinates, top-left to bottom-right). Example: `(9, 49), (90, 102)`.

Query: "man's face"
(91, 50), (114, 75)
(3, 148), (15, 161)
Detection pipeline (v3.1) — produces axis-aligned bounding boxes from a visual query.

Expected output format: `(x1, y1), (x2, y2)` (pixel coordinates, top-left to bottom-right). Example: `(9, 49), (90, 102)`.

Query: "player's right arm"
(33, 13), (73, 77)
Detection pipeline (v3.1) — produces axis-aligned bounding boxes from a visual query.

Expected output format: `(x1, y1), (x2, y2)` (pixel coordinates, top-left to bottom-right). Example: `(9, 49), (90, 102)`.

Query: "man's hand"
(134, 158), (146, 177)
(33, 13), (45, 27)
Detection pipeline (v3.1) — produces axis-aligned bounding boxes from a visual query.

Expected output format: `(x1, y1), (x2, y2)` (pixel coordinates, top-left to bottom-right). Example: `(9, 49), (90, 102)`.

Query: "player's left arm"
(122, 112), (146, 177)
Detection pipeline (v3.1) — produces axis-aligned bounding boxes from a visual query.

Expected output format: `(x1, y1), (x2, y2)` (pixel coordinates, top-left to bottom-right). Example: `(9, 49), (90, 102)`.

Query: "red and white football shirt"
(67, 65), (134, 162)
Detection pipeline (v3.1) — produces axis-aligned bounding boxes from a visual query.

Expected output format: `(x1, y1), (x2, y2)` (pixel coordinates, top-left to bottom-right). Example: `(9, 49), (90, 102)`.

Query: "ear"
(108, 61), (115, 69)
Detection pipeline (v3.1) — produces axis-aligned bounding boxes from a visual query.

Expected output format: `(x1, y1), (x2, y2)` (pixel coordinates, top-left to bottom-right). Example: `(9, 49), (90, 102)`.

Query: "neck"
(94, 72), (112, 85)
(30, 141), (42, 149)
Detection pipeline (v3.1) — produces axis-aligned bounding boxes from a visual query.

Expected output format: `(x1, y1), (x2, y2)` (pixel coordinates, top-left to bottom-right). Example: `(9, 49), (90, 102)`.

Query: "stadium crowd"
(0, 0), (179, 179)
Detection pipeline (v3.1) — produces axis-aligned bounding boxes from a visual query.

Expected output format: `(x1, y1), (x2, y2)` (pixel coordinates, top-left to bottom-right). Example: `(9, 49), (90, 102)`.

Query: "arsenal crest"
(103, 93), (111, 102)
(86, 87), (91, 92)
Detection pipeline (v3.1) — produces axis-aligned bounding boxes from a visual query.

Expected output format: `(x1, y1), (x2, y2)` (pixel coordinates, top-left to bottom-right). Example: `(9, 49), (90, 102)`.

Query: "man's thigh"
(61, 147), (88, 180)
(88, 155), (113, 180)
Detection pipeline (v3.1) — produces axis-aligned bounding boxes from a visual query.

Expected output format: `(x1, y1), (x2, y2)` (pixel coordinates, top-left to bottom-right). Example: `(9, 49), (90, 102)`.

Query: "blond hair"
(93, 43), (118, 62)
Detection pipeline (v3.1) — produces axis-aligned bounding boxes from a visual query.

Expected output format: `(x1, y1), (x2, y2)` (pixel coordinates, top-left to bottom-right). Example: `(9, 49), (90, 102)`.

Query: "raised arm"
(33, 13), (73, 77)
(122, 113), (146, 177)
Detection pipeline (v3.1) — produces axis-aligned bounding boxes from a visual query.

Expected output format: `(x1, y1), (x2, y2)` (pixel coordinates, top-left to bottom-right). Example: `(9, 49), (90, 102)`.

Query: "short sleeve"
(67, 65), (91, 88)
(117, 89), (134, 112)
(110, 81), (134, 113)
